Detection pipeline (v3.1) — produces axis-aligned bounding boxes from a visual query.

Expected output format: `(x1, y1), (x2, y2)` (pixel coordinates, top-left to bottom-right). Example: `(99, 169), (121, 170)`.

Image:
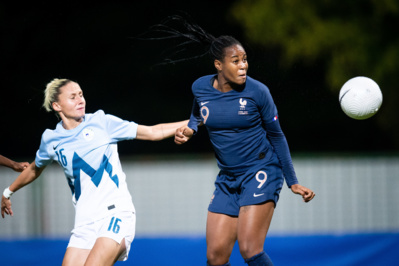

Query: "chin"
(237, 77), (247, 84)
(77, 112), (86, 119)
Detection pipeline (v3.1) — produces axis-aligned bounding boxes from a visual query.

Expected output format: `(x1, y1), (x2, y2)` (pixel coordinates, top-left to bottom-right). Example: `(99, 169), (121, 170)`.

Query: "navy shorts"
(208, 154), (284, 216)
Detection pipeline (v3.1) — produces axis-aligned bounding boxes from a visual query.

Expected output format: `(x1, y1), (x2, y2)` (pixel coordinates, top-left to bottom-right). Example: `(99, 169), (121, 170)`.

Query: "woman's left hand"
(290, 184), (315, 203)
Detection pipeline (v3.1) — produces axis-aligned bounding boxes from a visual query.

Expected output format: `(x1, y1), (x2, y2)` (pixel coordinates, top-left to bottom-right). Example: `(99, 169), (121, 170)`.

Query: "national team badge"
(239, 98), (247, 109)
(82, 128), (94, 141)
(238, 98), (248, 115)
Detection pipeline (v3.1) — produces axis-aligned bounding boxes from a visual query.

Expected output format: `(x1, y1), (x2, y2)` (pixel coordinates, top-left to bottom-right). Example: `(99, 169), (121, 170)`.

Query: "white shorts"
(67, 211), (136, 261)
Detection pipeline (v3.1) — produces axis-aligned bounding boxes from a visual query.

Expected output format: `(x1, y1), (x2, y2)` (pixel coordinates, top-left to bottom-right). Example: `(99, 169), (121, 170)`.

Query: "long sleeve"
(187, 98), (202, 133)
(265, 119), (299, 187)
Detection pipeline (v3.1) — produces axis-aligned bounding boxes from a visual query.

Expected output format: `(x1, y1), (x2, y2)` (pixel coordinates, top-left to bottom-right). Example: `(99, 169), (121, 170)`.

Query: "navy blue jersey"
(188, 75), (298, 187)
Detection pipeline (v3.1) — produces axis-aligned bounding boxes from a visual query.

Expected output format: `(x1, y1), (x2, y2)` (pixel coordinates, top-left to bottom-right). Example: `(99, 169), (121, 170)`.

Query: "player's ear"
(214, 59), (222, 72)
(52, 102), (61, 112)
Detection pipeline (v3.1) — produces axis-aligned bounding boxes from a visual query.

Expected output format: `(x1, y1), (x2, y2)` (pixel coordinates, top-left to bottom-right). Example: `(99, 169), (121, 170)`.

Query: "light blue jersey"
(35, 110), (138, 227)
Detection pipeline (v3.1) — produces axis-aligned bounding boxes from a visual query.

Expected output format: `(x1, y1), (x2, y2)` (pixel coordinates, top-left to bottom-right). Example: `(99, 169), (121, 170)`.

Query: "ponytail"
(140, 15), (242, 64)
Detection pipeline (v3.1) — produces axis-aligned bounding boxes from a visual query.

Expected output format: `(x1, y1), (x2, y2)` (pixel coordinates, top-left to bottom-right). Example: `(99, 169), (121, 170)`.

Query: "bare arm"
(0, 155), (29, 172)
(136, 120), (189, 141)
(1, 161), (45, 218)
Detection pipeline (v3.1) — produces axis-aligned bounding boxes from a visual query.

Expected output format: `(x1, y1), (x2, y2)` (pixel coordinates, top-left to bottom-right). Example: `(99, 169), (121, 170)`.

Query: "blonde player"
(1, 78), (188, 266)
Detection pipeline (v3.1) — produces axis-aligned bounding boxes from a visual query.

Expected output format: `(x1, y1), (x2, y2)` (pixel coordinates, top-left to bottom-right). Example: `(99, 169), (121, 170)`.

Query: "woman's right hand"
(175, 126), (194, 145)
(1, 196), (13, 218)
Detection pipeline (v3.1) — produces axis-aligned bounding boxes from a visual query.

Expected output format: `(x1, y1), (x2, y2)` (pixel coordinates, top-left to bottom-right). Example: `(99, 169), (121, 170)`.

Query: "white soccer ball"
(339, 76), (383, 120)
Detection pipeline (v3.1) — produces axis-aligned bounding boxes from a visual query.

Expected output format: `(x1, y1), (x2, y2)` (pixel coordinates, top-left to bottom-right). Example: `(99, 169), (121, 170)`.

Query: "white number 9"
(255, 171), (267, 188)
(201, 106), (209, 124)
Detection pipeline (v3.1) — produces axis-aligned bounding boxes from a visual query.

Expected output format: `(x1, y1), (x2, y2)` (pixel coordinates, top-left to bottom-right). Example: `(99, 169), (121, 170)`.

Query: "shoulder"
(88, 109), (106, 119)
(40, 128), (55, 142)
(246, 76), (270, 94)
(245, 77), (275, 107)
(39, 127), (60, 151)
(84, 110), (109, 124)
(193, 75), (214, 85)
(85, 110), (127, 128)
(192, 75), (214, 90)
(40, 119), (62, 141)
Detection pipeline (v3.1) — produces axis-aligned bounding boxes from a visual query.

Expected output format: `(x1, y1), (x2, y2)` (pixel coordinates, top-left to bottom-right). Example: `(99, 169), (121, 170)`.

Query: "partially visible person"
(166, 16), (316, 266)
(0, 155), (29, 172)
(1, 78), (188, 266)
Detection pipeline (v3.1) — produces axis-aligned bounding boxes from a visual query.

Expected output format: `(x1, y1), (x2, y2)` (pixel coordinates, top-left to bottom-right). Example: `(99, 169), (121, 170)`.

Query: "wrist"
(187, 127), (196, 136)
(3, 187), (14, 199)
(11, 162), (18, 171)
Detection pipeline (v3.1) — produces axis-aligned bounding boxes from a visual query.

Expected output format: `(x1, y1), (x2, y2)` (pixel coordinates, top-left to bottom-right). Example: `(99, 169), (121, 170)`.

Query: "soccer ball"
(339, 76), (383, 120)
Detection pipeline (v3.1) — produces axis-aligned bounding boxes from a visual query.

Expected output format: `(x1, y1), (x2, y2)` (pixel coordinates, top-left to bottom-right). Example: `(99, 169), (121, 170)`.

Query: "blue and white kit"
(35, 110), (137, 227)
(188, 75), (299, 213)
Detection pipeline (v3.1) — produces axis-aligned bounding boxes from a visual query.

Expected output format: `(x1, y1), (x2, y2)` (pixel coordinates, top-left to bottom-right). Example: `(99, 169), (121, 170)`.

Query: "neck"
(214, 76), (233, 93)
(61, 116), (84, 130)
(214, 75), (246, 93)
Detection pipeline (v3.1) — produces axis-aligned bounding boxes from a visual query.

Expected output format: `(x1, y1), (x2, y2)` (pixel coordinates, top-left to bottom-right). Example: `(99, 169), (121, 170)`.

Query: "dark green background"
(1, 1), (396, 160)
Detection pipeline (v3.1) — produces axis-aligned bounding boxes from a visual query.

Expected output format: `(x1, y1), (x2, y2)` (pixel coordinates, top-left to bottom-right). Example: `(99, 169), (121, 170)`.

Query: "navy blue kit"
(188, 75), (299, 215)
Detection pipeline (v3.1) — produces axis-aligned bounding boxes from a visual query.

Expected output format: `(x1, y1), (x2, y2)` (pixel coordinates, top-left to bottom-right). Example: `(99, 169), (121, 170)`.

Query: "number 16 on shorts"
(108, 217), (122, 234)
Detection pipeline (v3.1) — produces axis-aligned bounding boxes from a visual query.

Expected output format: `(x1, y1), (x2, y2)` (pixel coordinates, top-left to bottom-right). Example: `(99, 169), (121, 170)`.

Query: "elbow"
(268, 134), (285, 143)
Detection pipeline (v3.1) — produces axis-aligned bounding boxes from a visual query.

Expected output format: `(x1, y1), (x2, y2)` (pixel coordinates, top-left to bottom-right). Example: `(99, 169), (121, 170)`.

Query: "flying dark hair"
(139, 15), (243, 64)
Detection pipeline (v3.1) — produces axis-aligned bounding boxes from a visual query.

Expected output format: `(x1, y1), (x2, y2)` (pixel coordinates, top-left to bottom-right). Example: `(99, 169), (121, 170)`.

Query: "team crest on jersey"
(82, 128), (94, 141)
(238, 98), (248, 115)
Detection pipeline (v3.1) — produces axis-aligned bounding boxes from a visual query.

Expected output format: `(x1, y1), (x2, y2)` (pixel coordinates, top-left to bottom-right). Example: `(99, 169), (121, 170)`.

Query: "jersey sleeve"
(187, 98), (202, 133)
(256, 84), (298, 187)
(257, 85), (278, 124)
(105, 114), (138, 142)
(35, 131), (54, 168)
(264, 115), (299, 187)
